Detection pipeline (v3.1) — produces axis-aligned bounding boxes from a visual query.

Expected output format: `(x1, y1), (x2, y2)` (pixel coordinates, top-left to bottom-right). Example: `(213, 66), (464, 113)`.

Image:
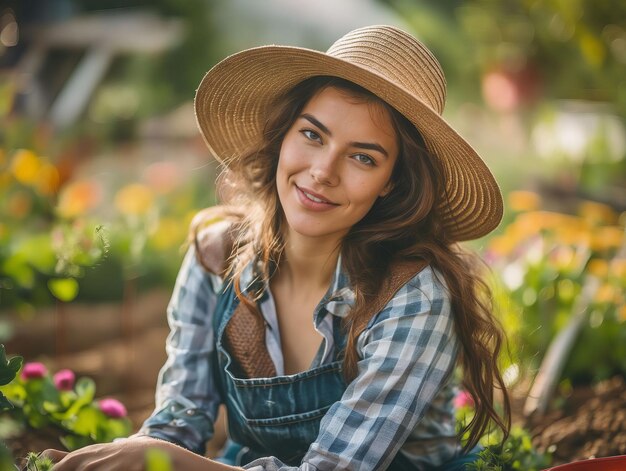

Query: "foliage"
(0, 345), (22, 470)
(465, 427), (552, 471)
(487, 192), (626, 384)
(24, 452), (54, 471)
(0, 361), (131, 451)
(383, 0), (626, 115)
(0, 81), (212, 314)
(455, 389), (552, 471)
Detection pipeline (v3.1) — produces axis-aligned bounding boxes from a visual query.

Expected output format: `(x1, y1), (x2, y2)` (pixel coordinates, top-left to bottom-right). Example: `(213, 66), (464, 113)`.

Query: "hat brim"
(195, 45), (503, 241)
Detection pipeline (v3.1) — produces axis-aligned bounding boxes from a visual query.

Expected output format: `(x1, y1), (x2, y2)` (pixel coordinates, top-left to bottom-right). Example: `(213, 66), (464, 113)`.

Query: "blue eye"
(353, 153), (375, 166)
(301, 129), (321, 142)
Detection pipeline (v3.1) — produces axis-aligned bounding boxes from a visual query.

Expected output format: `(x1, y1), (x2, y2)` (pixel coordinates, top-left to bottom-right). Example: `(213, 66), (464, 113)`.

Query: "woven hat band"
(327, 25), (446, 115)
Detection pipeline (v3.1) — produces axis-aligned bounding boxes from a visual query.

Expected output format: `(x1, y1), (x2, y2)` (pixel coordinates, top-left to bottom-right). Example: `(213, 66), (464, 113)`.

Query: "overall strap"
(195, 214), (276, 379)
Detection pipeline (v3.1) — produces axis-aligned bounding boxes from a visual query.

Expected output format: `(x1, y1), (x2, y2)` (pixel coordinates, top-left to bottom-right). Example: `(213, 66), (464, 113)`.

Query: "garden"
(1, 0), (625, 470)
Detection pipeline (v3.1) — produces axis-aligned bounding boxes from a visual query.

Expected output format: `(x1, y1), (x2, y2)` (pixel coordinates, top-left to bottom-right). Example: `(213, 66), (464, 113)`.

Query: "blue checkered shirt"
(138, 248), (462, 470)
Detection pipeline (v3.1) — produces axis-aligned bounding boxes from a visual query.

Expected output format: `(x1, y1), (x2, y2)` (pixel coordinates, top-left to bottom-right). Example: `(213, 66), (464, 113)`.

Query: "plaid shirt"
(139, 249), (462, 470)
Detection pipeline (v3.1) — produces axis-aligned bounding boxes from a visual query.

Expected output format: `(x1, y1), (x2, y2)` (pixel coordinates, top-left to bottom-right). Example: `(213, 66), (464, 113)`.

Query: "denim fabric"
(213, 282), (346, 465)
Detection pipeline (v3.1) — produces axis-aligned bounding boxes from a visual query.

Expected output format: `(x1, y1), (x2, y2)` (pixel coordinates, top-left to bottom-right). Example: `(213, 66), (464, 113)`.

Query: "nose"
(309, 149), (340, 186)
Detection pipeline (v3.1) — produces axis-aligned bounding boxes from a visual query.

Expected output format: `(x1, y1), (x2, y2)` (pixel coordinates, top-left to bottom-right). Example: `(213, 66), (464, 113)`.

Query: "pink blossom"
(53, 369), (75, 391)
(454, 390), (475, 409)
(98, 398), (127, 418)
(20, 362), (47, 380)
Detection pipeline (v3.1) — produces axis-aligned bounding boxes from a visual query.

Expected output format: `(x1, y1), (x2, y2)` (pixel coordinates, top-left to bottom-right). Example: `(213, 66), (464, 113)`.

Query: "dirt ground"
(3, 291), (626, 467)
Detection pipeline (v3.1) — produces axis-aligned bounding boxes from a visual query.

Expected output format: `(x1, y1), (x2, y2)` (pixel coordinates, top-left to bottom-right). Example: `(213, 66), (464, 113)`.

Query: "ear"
(379, 181), (394, 198)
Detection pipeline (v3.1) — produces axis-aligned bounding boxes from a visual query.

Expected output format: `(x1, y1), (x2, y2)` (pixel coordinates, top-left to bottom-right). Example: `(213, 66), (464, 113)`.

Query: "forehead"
(302, 86), (397, 138)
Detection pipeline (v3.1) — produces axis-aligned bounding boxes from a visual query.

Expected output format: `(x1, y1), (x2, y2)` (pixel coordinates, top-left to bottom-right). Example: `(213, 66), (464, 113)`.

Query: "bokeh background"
(1, 0), (625, 465)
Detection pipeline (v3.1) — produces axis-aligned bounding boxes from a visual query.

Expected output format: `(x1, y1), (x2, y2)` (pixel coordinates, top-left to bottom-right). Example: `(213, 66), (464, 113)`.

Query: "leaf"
(0, 345), (23, 385)
(54, 378), (95, 421)
(0, 394), (13, 410)
(47, 278), (79, 302)
(65, 405), (101, 437)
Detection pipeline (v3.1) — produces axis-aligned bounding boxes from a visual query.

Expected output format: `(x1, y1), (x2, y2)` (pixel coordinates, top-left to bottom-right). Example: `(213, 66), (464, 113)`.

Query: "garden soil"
(4, 292), (626, 467)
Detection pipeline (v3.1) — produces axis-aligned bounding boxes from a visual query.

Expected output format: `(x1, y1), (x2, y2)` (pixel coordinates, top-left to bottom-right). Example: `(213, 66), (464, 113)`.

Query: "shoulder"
(366, 264), (452, 327)
(190, 206), (243, 278)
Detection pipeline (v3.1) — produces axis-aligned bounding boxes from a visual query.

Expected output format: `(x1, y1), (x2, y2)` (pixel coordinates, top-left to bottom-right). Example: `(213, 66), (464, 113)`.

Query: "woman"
(44, 25), (510, 470)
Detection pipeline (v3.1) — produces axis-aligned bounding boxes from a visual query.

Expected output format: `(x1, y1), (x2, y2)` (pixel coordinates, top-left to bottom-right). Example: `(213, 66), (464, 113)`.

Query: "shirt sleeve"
(244, 266), (459, 471)
(135, 247), (223, 455)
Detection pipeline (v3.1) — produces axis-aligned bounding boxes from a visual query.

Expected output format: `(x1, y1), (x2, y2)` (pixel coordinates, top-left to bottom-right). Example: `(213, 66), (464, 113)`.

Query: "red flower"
(98, 398), (127, 418)
(454, 390), (475, 409)
(53, 369), (75, 391)
(21, 362), (47, 380)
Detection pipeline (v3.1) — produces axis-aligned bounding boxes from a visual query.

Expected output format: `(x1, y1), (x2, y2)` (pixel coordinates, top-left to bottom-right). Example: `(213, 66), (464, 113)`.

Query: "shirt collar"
(240, 253), (355, 318)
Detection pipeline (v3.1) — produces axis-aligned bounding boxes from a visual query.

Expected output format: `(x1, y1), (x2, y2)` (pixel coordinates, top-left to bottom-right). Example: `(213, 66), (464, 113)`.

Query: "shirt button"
(186, 409), (196, 416)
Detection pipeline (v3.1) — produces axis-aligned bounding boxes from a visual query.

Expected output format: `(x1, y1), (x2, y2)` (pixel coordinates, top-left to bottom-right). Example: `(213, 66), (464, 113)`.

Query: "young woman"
(43, 25), (510, 470)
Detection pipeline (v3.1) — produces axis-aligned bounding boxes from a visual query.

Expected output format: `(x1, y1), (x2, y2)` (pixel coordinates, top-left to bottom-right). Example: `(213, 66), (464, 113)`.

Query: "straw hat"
(195, 25), (503, 241)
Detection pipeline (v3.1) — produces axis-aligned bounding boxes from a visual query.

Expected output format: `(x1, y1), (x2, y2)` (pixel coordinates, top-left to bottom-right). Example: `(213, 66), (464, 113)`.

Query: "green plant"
(24, 452), (54, 471)
(466, 427), (552, 471)
(0, 345), (22, 470)
(0, 361), (131, 451)
(455, 389), (552, 470)
(487, 194), (626, 384)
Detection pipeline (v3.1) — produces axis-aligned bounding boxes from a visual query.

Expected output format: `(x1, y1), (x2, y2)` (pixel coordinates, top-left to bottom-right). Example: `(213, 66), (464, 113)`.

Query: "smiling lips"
(296, 185), (339, 210)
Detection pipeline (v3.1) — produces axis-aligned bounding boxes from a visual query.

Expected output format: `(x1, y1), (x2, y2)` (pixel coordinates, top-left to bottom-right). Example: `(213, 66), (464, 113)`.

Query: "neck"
(276, 229), (342, 293)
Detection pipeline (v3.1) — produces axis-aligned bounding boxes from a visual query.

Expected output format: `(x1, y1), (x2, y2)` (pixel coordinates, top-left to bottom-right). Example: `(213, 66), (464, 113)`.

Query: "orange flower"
(595, 283), (617, 304)
(35, 162), (60, 196)
(587, 259), (608, 278)
(579, 201), (619, 225)
(57, 179), (103, 218)
(591, 226), (624, 252)
(508, 191), (541, 212)
(114, 183), (154, 216)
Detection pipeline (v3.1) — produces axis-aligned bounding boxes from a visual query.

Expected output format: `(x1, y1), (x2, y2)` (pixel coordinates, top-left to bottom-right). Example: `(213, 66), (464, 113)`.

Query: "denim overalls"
(212, 283), (479, 470)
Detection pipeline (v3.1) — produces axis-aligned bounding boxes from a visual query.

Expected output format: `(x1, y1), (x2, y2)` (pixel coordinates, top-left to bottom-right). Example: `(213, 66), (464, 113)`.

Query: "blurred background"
(1, 0), (625, 465)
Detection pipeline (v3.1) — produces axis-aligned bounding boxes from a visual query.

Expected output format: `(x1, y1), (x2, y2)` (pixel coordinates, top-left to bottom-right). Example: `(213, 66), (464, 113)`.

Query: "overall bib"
(212, 283), (478, 470)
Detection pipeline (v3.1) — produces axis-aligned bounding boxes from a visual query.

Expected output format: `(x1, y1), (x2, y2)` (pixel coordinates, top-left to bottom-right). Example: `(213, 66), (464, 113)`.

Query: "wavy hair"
(194, 76), (510, 450)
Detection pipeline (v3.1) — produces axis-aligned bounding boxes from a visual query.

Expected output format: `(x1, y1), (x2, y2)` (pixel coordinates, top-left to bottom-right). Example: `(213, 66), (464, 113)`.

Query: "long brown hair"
(195, 76), (510, 450)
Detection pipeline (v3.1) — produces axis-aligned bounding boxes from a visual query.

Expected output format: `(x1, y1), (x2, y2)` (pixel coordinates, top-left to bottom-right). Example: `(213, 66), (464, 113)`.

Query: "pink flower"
(454, 390), (475, 409)
(53, 369), (75, 391)
(98, 398), (127, 418)
(21, 362), (47, 380)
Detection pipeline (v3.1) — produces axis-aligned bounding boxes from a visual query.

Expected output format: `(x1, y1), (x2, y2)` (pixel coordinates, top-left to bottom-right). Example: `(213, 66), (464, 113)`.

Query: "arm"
(246, 267), (459, 470)
(42, 248), (231, 469)
(135, 247), (224, 454)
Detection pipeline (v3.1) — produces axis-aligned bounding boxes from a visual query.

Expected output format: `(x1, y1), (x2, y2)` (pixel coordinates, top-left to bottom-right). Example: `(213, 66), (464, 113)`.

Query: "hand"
(40, 436), (241, 470)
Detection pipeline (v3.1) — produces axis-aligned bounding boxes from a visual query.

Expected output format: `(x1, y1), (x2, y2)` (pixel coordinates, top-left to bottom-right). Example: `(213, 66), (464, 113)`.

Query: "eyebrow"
(300, 113), (389, 158)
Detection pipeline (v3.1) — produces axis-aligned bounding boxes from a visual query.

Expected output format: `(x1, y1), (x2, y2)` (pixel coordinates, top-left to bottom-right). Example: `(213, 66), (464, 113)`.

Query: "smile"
(295, 185), (339, 209)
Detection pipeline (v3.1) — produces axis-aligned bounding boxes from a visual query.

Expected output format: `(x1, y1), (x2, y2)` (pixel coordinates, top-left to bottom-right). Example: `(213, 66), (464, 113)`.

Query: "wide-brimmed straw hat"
(194, 25), (503, 241)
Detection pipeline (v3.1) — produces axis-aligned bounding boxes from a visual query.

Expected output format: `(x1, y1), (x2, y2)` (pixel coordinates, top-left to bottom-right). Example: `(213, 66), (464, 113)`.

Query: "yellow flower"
(508, 191), (541, 212)
(10, 149), (41, 185)
(579, 201), (619, 225)
(115, 183), (154, 216)
(151, 217), (185, 250)
(57, 179), (103, 218)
